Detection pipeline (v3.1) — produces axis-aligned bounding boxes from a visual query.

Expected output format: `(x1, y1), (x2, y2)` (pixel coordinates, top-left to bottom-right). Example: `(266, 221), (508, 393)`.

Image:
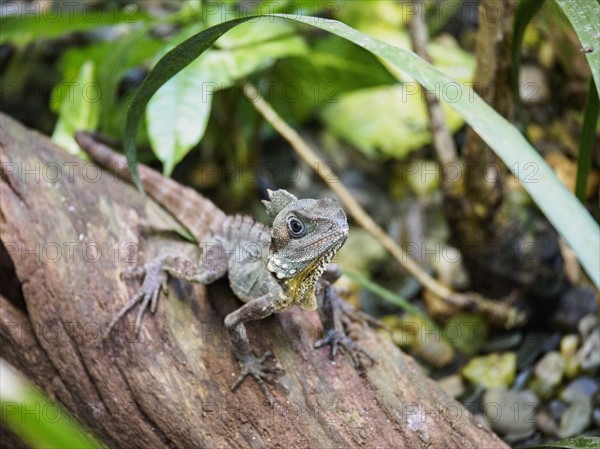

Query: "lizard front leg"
(224, 295), (284, 406)
(314, 265), (376, 371)
(108, 242), (227, 336)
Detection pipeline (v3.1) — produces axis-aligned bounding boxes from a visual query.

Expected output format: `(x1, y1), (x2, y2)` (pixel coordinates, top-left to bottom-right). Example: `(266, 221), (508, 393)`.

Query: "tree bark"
(0, 113), (508, 448)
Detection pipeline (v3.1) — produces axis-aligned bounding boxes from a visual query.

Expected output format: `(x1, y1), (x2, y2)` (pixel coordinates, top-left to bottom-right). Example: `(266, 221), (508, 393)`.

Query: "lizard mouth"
(299, 225), (348, 261)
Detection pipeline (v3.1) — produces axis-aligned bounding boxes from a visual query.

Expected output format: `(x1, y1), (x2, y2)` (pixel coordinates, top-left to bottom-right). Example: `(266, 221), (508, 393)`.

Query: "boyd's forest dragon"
(75, 132), (375, 405)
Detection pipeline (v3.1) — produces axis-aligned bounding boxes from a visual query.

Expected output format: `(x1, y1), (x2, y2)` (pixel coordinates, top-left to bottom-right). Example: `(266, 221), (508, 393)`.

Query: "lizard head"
(263, 189), (349, 308)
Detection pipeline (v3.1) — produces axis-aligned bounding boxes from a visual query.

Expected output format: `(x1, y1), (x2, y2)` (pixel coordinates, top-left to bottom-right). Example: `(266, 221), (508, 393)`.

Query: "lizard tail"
(75, 131), (226, 241)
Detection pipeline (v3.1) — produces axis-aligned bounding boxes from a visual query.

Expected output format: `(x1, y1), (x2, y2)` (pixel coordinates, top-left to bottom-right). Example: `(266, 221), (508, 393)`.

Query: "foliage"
(121, 13), (600, 287)
(0, 362), (104, 448)
(523, 436), (600, 449)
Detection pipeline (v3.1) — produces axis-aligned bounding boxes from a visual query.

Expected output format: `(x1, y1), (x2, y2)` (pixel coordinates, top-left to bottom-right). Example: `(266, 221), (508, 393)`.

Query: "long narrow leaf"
(554, 0), (600, 96)
(575, 79), (599, 203)
(124, 14), (600, 287)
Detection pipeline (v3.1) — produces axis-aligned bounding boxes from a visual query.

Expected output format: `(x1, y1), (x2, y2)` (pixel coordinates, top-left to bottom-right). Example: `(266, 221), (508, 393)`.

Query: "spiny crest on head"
(262, 189), (297, 223)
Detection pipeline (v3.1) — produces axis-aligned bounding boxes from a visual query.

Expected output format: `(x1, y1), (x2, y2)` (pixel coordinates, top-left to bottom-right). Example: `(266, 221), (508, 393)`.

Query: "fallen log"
(0, 113), (508, 448)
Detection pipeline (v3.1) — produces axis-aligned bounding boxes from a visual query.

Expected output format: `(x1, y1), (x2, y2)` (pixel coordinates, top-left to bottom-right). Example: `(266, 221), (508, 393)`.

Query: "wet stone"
(482, 388), (539, 437)
(532, 351), (564, 397)
(560, 377), (600, 404)
(556, 399), (592, 438)
(577, 328), (600, 372)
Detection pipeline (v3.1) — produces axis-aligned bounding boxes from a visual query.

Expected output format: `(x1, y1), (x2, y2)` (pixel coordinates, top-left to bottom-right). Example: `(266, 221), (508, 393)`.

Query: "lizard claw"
(231, 351), (285, 407)
(105, 259), (167, 338)
(315, 329), (375, 371)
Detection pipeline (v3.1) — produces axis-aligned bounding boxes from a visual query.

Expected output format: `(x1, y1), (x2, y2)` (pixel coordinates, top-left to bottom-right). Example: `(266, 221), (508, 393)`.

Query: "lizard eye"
(286, 216), (306, 238)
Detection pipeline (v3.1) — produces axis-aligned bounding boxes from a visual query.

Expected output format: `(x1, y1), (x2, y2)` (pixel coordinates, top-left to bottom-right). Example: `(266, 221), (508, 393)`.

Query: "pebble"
(577, 328), (599, 372)
(560, 334), (580, 378)
(532, 351), (564, 397)
(414, 334), (455, 369)
(560, 377), (600, 403)
(462, 353), (516, 388)
(482, 388), (539, 436)
(437, 374), (465, 399)
(578, 314), (597, 338)
(556, 399), (592, 438)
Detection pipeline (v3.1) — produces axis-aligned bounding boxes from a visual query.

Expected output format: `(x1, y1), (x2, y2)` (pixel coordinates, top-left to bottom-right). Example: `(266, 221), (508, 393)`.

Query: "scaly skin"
(75, 132), (375, 406)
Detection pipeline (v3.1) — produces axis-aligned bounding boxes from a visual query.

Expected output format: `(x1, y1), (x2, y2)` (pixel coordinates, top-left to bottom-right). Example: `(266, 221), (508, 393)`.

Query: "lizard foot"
(315, 329), (375, 372)
(231, 351), (285, 407)
(106, 259), (168, 338)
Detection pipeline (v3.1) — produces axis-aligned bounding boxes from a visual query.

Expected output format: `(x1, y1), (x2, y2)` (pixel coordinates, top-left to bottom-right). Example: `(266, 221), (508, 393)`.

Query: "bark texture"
(0, 113), (508, 449)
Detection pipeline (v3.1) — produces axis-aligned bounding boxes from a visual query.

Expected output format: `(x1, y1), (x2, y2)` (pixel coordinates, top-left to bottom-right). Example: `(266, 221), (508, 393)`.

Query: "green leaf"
(271, 36), (397, 121)
(51, 60), (99, 154)
(320, 84), (464, 159)
(522, 436), (600, 449)
(146, 55), (214, 176)
(554, 0), (600, 96)
(575, 78), (599, 203)
(123, 15), (600, 287)
(145, 22), (307, 175)
(1, 361), (105, 448)
(0, 7), (148, 46)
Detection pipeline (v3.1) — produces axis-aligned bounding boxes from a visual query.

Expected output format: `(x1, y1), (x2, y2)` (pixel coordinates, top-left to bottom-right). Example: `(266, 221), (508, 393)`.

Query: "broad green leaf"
(146, 56), (214, 176)
(51, 61), (99, 155)
(315, 27), (473, 159)
(554, 0), (600, 96)
(146, 25), (307, 175)
(271, 36), (397, 121)
(0, 7), (148, 46)
(321, 84), (464, 159)
(123, 15), (600, 287)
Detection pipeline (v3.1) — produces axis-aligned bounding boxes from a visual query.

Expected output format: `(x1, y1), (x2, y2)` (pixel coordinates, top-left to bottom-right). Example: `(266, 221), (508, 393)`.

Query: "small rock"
(560, 334), (580, 378)
(438, 375), (465, 399)
(532, 351), (564, 397)
(557, 399), (592, 438)
(561, 377), (600, 403)
(462, 353), (516, 388)
(414, 333), (455, 369)
(550, 287), (598, 332)
(577, 329), (600, 372)
(537, 409), (558, 436)
(482, 388), (539, 436)
(578, 314), (598, 338)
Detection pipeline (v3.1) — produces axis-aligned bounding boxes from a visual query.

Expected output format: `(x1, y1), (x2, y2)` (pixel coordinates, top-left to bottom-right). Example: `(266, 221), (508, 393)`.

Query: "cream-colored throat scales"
(282, 249), (336, 311)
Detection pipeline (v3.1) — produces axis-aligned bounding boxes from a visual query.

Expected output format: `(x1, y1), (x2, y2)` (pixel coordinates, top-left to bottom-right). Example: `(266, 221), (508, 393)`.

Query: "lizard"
(75, 132), (375, 406)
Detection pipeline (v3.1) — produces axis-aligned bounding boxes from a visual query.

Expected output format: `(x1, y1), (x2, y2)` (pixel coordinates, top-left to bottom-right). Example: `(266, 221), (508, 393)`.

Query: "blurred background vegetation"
(1, 1), (598, 448)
